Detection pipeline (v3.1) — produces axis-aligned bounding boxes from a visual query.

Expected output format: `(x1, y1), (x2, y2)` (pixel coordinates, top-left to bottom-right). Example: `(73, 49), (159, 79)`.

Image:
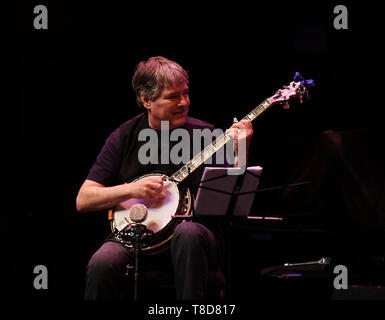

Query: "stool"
(208, 270), (227, 299)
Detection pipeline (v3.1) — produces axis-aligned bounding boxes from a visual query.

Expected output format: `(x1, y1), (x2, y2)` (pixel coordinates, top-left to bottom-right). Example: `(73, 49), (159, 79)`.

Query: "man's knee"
(86, 241), (130, 277)
(173, 222), (208, 244)
(172, 222), (216, 254)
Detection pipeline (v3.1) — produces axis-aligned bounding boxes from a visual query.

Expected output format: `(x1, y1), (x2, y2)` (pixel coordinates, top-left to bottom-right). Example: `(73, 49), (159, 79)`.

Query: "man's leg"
(171, 221), (218, 299)
(85, 241), (133, 300)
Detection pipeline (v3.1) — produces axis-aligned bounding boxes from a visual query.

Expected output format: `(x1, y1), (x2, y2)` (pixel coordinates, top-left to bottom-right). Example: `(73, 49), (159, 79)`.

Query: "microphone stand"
(124, 223), (153, 300)
(132, 223), (141, 301)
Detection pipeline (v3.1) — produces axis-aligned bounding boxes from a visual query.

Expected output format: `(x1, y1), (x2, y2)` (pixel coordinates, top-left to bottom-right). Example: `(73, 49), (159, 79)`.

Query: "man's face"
(144, 81), (190, 130)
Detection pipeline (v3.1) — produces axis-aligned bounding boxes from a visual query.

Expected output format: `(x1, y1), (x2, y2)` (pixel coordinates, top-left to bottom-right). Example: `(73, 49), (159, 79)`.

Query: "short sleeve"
(86, 128), (122, 186)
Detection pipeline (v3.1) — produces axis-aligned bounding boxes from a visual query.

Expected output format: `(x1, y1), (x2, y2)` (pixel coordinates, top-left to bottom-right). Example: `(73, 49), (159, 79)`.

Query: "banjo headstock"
(267, 72), (314, 109)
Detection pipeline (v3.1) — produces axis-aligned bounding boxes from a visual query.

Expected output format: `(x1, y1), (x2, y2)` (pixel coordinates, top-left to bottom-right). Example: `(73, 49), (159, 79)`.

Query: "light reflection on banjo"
(108, 76), (313, 254)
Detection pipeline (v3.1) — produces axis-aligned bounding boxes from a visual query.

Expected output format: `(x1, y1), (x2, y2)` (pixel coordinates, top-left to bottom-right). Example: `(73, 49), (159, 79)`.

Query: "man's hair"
(132, 56), (189, 109)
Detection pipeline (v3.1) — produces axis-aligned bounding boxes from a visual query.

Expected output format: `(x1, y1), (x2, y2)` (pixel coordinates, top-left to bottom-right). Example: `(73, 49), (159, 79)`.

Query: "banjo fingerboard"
(170, 99), (272, 183)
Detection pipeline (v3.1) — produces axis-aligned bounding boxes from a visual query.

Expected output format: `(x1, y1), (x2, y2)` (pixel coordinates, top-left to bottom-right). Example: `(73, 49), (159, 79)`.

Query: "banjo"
(108, 73), (314, 254)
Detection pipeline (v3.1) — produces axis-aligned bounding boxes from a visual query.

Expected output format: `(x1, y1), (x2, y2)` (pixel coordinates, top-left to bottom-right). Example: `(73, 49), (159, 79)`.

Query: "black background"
(9, 0), (385, 300)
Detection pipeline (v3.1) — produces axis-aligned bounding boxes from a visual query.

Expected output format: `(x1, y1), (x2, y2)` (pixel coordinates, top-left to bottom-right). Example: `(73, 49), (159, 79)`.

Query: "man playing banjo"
(76, 56), (253, 299)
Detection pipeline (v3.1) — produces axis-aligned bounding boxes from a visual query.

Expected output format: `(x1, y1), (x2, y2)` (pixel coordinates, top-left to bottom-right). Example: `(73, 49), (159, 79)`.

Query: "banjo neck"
(169, 99), (272, 184)
(169, 75), (313, 184)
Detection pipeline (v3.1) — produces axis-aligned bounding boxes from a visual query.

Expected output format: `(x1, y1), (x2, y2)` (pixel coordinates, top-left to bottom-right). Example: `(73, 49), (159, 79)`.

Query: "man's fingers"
(232, 119), (252, 130)
(226, 127), (238, 139)
(150, 182), (163, 192)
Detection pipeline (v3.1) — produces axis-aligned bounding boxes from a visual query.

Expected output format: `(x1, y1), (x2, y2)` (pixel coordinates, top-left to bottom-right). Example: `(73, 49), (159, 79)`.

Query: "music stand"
(194, 166), (263, 217)
(193, 166), (262, 298)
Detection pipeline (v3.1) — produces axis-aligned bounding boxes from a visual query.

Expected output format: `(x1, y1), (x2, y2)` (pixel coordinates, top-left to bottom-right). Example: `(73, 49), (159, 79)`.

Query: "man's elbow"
(76, 193), (88, 213)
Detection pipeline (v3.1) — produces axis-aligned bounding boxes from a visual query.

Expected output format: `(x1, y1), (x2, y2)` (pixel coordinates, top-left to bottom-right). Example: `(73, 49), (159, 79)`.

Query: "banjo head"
(113, 175), (181, 233)
(110, 173), (192, 254)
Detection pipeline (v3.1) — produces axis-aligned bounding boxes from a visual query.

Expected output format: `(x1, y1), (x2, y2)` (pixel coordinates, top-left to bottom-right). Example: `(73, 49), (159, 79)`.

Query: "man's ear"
(140, 93), (151, 110)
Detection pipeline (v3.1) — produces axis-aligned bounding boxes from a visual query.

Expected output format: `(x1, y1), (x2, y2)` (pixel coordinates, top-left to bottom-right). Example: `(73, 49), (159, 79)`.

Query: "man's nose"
(177, 95), (188, 107)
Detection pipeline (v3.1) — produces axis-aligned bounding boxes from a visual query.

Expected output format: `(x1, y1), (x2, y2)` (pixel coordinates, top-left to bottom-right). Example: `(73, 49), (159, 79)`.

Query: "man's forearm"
(76, 183), (131, 213)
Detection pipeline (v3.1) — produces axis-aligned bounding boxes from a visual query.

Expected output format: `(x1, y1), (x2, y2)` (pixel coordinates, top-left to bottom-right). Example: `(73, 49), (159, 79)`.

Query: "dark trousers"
(85, 221), (218, 300)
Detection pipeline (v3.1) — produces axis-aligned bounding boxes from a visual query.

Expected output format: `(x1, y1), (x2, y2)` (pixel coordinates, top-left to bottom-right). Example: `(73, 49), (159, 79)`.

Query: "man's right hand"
(128, 176), (166, 207)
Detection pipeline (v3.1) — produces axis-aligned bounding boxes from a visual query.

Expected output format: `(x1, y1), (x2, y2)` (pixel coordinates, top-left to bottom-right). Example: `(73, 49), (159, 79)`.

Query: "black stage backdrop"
(8, 1), (385, 300)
